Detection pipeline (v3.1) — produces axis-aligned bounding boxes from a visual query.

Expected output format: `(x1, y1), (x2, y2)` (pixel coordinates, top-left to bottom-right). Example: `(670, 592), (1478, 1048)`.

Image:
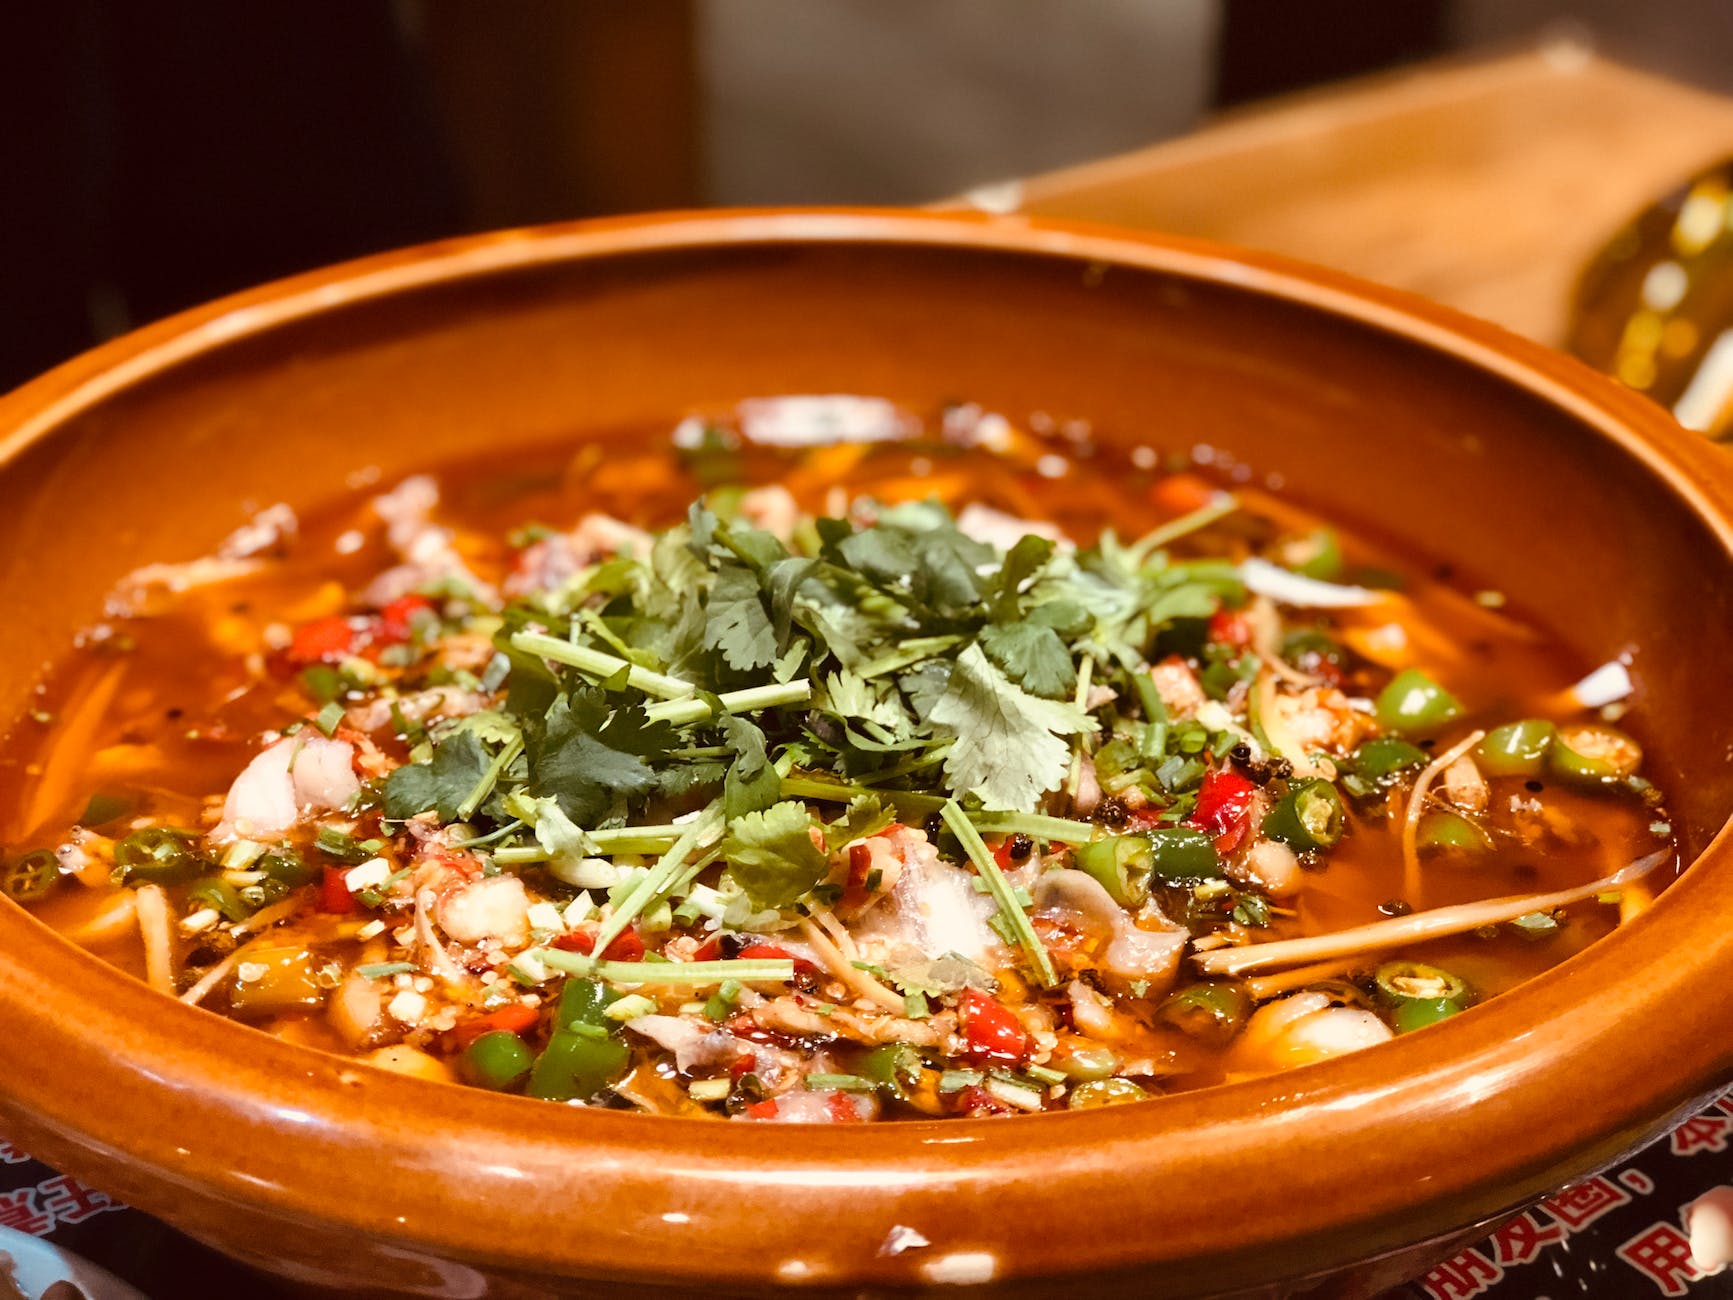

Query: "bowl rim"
(1, 206), (1731, 1292)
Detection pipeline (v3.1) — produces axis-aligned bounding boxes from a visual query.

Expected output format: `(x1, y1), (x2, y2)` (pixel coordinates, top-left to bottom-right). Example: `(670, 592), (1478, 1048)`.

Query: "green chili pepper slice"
(526, 1028), (630, 1102)
(1390, 997), (1464, 1035)
(1548, 724), (1643, 785)
(1476, 719), (1556, 778)
(1262, 779), (1345, 852)
(1053, 1046), (1119, 1082)
(1142, 827), (1224, 880)
(1158, 982), (1251, 1043)
(464, 1030), (535, 1091)
(858, 1044), (927, 1100)
(557, 976), (621, 1028)
(114, 827), (206, 884)
(1353, 736), (1428, 781)
(1374, 960), (1470, 1004)
(1374, 669), (1462, 734)
(1072, 836), (1154, 906)
(187, 877), (252, 923)
(1066, 1078), (1149, 1110)
(1281, 629), (1348, 675)
(1415, 811), (1491, 855)
(1, 850), (60, 905)
(259, 850), (318, 888)
(78, 792), (133, 827)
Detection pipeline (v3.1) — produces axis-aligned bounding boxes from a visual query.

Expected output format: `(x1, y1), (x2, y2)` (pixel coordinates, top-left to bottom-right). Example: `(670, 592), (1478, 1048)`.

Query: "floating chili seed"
(1378, 899), (1413, 917)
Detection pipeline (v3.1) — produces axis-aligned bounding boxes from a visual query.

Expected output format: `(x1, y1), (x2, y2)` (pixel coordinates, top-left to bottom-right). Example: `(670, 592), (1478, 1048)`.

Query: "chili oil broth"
(0, 409), (1676, 1087)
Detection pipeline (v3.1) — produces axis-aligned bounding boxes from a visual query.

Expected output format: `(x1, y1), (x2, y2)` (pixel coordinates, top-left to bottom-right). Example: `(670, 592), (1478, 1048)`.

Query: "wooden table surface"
(952, 45), (1733, 347)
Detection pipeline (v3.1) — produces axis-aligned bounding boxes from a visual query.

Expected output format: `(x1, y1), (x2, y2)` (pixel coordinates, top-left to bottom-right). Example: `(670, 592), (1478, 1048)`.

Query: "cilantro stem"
(510, 630), (696, 701)
(847, 745), (952, 786)
(854, 635), (964, 680)
(449, 818), (524, 849)
(782, 776), (1093, 844)
(949, 804), (1053, 984)
(454, 733), (524, 824)
(781, 774), (945, 816)
(590, 802), (724, 953)
(1066, 654), (1095, 801)
(1127, 493), (1239, 564)
(572, 608), (642, 665)
(939, 799), (1058, 987)
(643, 680), (812, 726)
(533, 950), (795, 986)
(969, 812), (1097, 843)
(492, 822), (688, 864)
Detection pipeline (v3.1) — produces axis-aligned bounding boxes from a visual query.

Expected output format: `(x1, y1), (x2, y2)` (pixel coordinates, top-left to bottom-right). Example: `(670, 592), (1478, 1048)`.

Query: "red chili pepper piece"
(1208, 608), (1252, 649)
(825, 1092), (864, 1123)
(377, 594), (435, 642)
(958, 988), (1028, 1065)
(319, 865), (358, 914)
(1187, 768), (1258, 853)
(955, 1084), (1013, 1117)
(847, 842), (873, 888)
(745, 1099), (780, 1119)
(690, 935), (723, 962)
(450, 1003), (540, 1050)
(552, 929), (646, 961)
(289, 616), (363, 666)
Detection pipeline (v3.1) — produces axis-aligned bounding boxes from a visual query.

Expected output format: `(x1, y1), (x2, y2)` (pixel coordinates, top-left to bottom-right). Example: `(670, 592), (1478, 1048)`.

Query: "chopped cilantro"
(719, 801), (830, 909)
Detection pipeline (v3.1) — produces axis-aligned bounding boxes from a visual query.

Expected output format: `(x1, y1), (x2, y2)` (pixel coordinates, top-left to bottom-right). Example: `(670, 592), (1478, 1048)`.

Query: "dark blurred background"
(4, 0), (1731, 392)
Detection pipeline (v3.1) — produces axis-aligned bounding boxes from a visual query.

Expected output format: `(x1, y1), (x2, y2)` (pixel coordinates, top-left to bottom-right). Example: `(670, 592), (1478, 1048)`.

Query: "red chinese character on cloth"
(1712, 1090), (1733, 1118)
(1488, 1211), (1566, 1267)
(1542, 1175), (1631, 1231)
(1616, 1221), (1703, 1296)
(36, 1174), (117, 1226)
(1416, 1248), (1504, 1299)
(0, 1187), (52, 1236)
(0, 1139), (27, 1165)
(1669, 1113), (1733, 1157)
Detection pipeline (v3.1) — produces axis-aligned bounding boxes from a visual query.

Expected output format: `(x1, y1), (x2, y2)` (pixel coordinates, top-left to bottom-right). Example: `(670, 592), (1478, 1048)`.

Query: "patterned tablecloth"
(5, 1094), (1733, 1298)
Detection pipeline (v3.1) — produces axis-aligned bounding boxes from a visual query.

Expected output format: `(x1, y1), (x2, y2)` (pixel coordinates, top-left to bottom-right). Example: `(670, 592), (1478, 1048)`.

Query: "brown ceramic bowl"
(0, 211), (1730, 1299)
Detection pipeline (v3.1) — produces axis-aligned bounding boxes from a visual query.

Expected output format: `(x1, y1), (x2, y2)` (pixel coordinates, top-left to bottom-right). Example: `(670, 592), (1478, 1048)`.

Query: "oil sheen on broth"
(0, 400), (1676, 1120)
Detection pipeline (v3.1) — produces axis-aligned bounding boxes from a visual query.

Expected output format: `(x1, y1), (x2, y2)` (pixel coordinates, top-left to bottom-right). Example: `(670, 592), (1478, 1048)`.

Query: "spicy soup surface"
(0, 400), (1675, 1120)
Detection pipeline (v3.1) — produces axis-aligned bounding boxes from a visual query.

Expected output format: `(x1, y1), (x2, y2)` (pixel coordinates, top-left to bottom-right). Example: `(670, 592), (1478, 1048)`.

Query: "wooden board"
(949, 48), (1733, 344)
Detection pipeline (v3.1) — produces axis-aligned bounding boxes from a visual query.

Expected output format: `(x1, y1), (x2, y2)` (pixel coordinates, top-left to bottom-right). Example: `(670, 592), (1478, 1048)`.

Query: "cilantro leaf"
(504, 790), (597, 858)
(719, 801), (830, 909)
(823, 794), (895, 852)
(983, 533), (1054, 619)
(899, 660), (953, 722)
(817, 669), (905, 731)
(834, 516), (992, 617)
(764, 555), (819, 648)
(526, 688), (675, 824)
(383, 730), (492, 822)
(705, 563), (777, 672)
(1144, 583), (1222, 625)
(449, 709), (523, 748)
(980, 622), (1076, 699)
(722, 715), (780, 819)
(929, 643), (1096, 811)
